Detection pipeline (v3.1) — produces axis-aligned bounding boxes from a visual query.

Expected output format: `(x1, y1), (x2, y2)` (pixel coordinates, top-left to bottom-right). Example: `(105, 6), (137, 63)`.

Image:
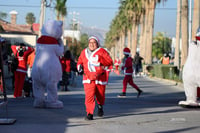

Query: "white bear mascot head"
(41, 20), (63, 39)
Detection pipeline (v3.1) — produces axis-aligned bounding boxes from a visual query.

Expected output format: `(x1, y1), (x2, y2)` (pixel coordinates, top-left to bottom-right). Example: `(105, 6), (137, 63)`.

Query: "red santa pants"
(84, 81), (106, 115)
(114, 66), (120, 75)
(122, 75), (139, 93)
(14, 71), (26, 97)
(115, 65), (119, 71)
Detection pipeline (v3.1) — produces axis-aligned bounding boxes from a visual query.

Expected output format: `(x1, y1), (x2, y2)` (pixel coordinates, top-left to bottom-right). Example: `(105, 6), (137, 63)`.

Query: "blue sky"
(0, 0), (178, 37)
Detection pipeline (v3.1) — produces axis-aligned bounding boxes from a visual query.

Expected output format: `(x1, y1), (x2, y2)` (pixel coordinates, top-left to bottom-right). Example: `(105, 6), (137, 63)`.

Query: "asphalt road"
(1, 72), (200, 133)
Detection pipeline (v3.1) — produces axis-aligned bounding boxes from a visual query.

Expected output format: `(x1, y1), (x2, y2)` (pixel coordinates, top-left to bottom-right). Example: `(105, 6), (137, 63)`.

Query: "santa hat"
(123, 47), (131, 55)
(88, 35), (100, 45)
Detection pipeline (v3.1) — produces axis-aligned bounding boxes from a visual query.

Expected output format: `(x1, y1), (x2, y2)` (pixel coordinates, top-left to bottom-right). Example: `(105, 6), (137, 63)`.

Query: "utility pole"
(39, 0), (46, 37)
(69, 11), (79, 55)
(188, 0), (192, 44)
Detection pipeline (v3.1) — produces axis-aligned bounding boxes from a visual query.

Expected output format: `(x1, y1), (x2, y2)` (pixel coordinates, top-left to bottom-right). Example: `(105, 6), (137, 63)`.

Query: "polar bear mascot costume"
(32, 20), (64, 108)
(179, 27), (200, 107)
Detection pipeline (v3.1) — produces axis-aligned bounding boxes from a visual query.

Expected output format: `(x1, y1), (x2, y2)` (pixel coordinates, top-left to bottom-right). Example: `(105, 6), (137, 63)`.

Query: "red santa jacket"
(77, 47), (113, 85)
(122, 56), (133, 75)
(114, 58), (121, 66)
(60, 56), (71, 73)
(11, 45), (33, 73)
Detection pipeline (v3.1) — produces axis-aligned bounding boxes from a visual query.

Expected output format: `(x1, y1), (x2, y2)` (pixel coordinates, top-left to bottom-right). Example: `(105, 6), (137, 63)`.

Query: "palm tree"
(129, 0), (143, 57)
(55, 0), (67, 21)
(143, 0), (167, 64)
(139, 0), (146, 61)
(117, 0), (144, 57)
(174, 0), (181, 68)
(25, 12), (36, 25)
(180, 0), (188, 68)
(105, 15), (121, 59)
(192, 0), (200, 41)
(0, 12), (7, 19)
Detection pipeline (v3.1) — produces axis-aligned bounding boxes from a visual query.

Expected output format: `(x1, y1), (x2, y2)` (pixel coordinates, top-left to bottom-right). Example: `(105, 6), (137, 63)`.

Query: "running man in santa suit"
(77, 35), (113, 120)
(118, 47), (143, 98)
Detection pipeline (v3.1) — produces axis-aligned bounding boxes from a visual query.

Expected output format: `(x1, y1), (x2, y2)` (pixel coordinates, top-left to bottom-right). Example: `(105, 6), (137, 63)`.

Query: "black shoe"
(85, 114), (93, 120)
(97, 105), (104, 117)
(64, 86), (69, 91)
(118, 92), (126, 98)
(137, 89), (143, 98)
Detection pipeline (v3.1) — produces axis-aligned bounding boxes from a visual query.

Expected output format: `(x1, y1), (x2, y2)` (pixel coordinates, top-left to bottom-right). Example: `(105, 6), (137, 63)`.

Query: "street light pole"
(69, 11), (79, 49)
(39, 0), (46, 37)
(188, 0), (192, 43)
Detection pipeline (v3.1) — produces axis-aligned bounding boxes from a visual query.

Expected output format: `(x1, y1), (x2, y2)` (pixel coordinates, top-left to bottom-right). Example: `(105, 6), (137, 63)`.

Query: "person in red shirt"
(77, 35), (113, 120)
(118, 47), (143, 98)
(11, 43), (34, 98)
(114, 57), (121, 75)
(60, 50), (73, 91)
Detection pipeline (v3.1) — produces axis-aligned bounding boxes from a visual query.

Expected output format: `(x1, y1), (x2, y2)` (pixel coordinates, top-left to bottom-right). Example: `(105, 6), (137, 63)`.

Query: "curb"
(146, 76), (183, 88)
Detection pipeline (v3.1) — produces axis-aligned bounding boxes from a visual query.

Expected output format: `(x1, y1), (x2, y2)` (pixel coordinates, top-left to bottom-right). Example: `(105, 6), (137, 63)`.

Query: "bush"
(147, 64), (182, 82)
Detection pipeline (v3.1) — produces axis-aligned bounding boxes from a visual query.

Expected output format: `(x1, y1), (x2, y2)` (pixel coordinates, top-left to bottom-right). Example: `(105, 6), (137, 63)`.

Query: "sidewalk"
(1, 72), (200, 133)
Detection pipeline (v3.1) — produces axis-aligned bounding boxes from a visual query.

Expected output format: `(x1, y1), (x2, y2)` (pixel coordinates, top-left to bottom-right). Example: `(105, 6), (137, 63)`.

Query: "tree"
(181, 0), (188, 68)
(124, 0), (144, 57)
(105, 0), (168, 62)
(152, 32), (171, 59)
(144, 0), (158, 64)
(67, 33), (89, 59)
(192, 0), (200, 41)
(174, 0), (181, 68)
(80, 33), (89, 50)
(55, 0), (67, 21)
(0, 25), (5, 32)
(25, 12), (36, 25)
(0, 12), (7, 19)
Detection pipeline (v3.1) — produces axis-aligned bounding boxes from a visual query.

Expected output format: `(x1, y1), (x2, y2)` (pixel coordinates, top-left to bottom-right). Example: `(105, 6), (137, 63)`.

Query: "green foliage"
(152, 32), (172, 59)
(55, 0), (67, 20)
(0, 12), (7, 19)
(68, 33), (88, 60)
(80, 33), (88, 50)
(25, 12), (36, 25)
(0, 24), (5, 32)
(148, 64), (182, 82)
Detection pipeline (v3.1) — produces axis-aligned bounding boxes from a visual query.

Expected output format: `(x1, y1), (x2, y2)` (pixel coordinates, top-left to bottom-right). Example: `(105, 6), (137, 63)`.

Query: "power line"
(0, 4), (178, 10)
(0, 5), (39, 8)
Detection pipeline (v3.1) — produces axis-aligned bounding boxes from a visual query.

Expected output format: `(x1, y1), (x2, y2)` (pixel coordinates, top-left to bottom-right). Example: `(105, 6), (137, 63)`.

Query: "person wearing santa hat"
(114, 57), (121, 75)
(77, 35), (113, 120)
(11, 43), (34, 98)
(118, 47), (143, 98)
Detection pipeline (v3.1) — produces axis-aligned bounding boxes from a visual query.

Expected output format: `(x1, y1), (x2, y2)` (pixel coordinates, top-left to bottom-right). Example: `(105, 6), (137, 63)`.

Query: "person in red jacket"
(60, 50), (73, 91)
(11, 43), (33, 98)
(114, 57), (121, 75)
(118, 47), (143, 98)
(77, 35), (113, 120)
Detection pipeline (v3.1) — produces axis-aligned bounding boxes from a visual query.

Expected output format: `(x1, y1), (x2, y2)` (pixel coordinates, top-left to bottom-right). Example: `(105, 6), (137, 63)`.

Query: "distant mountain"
(80, 26), (107, 46)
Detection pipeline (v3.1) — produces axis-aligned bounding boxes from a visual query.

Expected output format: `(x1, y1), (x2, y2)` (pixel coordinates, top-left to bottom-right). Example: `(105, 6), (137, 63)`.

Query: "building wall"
(0, 33), (37, 46)
(64, 30), (81, 41)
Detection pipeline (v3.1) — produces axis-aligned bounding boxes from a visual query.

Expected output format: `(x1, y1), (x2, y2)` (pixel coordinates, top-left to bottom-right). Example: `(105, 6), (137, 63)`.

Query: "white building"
(63, 30), (81, 41)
